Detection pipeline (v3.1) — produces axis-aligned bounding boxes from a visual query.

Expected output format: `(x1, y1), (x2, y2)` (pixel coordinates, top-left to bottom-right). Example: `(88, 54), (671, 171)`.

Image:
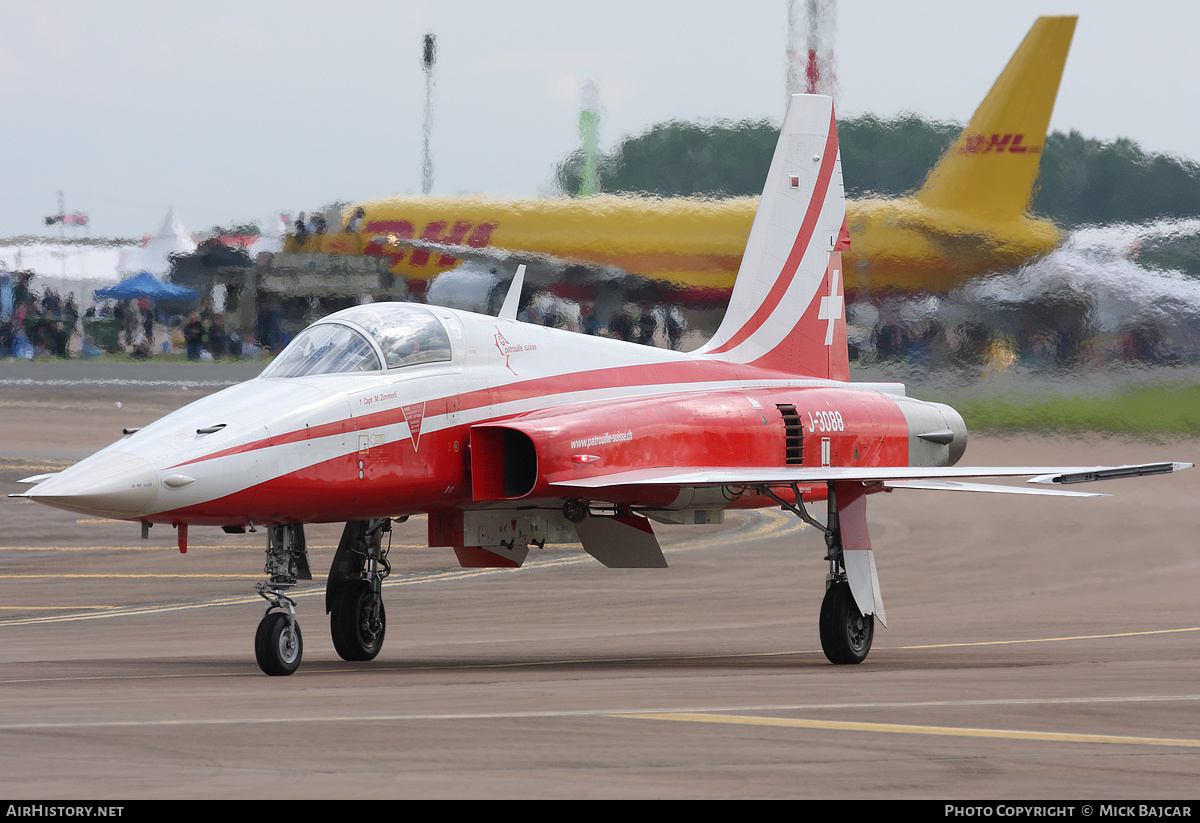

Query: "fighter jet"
(15, 93), (1188, 676)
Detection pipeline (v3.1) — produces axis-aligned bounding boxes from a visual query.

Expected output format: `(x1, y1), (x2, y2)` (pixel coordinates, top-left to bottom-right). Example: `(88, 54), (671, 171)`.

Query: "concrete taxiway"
(1, 360), (1197, 798)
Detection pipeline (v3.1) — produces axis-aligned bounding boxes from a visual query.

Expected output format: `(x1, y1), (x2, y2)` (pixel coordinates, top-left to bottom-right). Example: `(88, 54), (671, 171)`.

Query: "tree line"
(556, 114), (1200, 228)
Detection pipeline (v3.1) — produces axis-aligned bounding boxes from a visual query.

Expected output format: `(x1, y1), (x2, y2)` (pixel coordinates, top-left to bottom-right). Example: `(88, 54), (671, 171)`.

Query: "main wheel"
(255, 611), (303, 676)
(819, 580), (873, 664)
(330, 581), (386, 661)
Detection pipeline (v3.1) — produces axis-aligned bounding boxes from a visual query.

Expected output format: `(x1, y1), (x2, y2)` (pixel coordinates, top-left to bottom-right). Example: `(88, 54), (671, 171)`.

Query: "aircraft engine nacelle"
(468, 393), (796, 507)
(892, 396), (968, 467)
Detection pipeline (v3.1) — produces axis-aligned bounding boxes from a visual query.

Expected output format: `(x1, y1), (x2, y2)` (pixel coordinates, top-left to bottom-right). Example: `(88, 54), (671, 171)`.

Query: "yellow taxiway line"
(619, 711), (1200, 748)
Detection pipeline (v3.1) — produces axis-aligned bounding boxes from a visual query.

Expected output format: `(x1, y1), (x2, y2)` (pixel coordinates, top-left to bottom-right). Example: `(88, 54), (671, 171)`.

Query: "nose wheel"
(255, 610), (303, 676)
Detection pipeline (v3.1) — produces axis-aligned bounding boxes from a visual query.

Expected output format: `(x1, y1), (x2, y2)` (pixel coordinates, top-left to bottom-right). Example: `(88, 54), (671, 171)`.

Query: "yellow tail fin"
(916, 15), (1076, 220)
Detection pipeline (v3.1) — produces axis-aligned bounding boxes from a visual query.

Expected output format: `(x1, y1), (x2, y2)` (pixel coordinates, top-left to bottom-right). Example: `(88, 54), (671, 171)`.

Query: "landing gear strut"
(327, 519), (392, 662)
(758, 481), (874, 665)
(254, 525), (312, 676)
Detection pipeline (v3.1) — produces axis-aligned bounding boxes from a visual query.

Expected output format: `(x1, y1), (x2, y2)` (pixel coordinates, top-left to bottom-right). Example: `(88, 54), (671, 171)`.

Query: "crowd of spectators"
(1, 278), (77, 359)
(0, 275), (264, 362)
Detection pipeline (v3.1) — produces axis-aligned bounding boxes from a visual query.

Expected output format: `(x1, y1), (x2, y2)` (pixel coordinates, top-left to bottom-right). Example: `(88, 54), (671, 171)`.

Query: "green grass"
(948, 382), (1200, 437)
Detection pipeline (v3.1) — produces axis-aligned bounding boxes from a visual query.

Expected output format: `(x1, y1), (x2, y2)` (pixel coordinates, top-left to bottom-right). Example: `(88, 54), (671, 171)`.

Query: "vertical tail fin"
(916, 15), (1076, 219)
(699, 93), (849, 380)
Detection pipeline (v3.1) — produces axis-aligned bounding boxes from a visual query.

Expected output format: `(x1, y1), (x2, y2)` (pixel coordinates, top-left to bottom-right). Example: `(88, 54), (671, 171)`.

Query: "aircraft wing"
(371, 234), (630, 287)
(369, 233), (691, 307)
(377, 234), (553, 268)
(551, 462), (1191, 498)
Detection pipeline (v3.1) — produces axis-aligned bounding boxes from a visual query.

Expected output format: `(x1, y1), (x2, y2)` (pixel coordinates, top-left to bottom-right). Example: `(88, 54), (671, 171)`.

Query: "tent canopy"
(93, 271), (198, 302)
(118, 207), (197, 276)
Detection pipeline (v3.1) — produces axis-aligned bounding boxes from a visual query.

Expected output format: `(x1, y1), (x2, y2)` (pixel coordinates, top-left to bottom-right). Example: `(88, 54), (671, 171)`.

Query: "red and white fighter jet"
(16, 95), (1190, 675)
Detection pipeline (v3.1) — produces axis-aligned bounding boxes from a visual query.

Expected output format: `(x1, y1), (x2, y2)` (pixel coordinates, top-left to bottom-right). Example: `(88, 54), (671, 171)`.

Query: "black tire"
(330, 581), (386, 661)
(819, 580), (873, 664)
(255, 611), (303, 676)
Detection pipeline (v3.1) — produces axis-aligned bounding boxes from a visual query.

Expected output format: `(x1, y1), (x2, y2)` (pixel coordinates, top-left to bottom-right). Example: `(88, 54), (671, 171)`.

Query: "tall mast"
(422, 33), (437, 196)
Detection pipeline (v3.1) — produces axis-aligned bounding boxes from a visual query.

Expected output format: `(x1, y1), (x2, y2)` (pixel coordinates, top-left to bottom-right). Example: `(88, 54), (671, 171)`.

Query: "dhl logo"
(956, 133), (1041, 155)
(364, 220), (497, 267)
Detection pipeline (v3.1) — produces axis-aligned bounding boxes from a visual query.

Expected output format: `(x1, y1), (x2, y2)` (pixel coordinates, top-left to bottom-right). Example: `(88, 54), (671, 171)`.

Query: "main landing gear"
(758, 482), (874, 665)
(326, 519), (392, 662)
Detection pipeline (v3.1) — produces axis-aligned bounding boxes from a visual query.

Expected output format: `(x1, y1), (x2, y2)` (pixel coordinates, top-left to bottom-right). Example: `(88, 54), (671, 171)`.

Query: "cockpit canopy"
(261, 303), (453, 378)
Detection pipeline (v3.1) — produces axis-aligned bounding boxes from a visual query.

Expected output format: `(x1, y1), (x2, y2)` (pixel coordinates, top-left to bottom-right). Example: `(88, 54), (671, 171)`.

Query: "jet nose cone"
(24, 451), (160, 519)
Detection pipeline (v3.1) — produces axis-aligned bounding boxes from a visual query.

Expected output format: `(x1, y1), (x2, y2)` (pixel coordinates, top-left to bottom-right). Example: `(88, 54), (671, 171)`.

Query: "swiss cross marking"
(817, 269), (843, 346)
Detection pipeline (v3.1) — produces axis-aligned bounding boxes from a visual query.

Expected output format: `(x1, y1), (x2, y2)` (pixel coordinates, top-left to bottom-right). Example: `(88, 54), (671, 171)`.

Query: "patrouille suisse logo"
(494, 326), (536, 375)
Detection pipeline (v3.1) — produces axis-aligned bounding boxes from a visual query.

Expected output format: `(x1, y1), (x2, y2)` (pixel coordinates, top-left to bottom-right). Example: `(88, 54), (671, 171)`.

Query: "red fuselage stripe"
(166, 358), (792, 471)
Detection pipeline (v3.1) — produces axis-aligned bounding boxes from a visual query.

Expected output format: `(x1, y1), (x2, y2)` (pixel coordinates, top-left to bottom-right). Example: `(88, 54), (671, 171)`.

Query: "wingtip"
(1029, 462), (1191, 486)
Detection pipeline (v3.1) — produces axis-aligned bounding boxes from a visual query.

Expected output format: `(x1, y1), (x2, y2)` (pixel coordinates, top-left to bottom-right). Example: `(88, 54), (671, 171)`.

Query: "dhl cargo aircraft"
(302, 16), (1075, 300)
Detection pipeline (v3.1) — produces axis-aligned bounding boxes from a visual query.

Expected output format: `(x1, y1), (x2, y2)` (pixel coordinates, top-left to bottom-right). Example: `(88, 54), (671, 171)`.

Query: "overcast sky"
(4, 0), (1198, 239)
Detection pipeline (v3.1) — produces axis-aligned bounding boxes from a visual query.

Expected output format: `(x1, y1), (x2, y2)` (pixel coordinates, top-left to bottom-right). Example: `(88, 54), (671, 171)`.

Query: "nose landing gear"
(254, 524), (311, 676)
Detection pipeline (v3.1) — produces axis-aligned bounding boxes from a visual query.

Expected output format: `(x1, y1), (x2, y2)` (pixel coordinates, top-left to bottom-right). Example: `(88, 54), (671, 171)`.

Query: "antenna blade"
(498, 264), (526, 320)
